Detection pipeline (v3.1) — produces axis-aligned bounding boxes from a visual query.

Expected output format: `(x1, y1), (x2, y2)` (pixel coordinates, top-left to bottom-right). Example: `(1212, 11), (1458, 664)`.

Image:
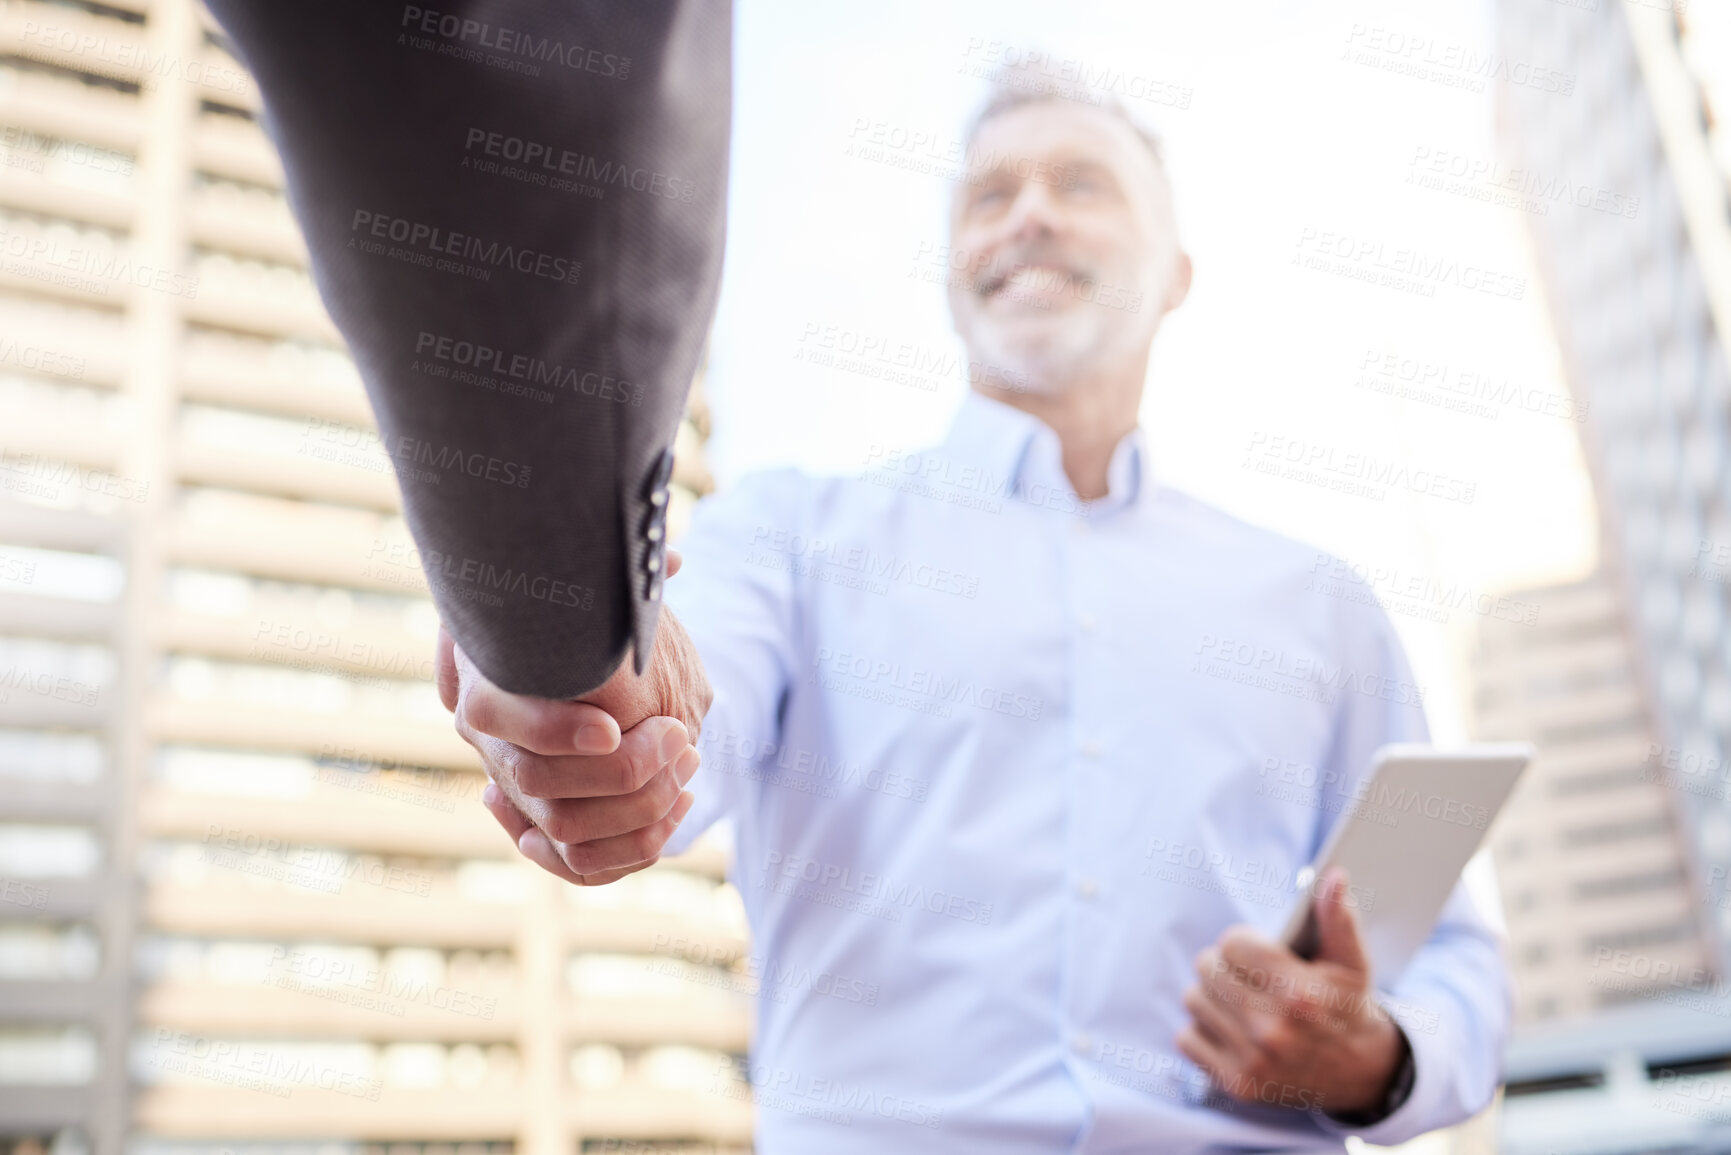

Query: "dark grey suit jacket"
(206, 0), (731, 699)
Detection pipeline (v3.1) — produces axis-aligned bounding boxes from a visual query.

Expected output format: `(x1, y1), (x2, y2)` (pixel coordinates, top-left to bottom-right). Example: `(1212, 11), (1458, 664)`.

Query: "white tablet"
(1279, 742), (1533, 984)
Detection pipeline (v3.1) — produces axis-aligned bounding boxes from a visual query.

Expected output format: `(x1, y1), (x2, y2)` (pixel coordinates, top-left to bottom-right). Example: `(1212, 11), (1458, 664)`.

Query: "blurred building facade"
(1473, 574), (1709, 1024)
(1487, 0), (1731, 1150)
(0, 1), (748, 1154)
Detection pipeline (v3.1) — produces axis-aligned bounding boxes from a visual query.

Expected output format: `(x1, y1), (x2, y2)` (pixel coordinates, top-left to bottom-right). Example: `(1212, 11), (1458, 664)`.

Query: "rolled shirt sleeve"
(1309, 600), (1513, 1143)
(1313, 884), (1512, 1144)
(662, 471), (804, 855)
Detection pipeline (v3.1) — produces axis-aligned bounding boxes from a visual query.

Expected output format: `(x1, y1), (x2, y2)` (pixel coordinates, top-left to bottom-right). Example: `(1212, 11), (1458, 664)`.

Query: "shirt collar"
(938, 389), (1150, 514)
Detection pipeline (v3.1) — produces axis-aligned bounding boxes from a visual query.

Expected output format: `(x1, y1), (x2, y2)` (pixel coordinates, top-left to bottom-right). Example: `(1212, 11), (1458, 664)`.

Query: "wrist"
(1325, 1018), (1414, 1125)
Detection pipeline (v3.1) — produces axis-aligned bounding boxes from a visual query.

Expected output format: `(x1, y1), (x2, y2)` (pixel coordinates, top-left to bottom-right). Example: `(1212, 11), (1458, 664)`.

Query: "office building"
(1489, 1), (1731, 1150)
(0, 1), (749, 1153)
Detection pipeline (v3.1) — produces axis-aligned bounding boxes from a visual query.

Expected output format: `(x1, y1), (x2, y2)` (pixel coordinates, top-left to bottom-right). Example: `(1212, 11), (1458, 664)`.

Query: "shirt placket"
(1038, 465), (1114, 1151)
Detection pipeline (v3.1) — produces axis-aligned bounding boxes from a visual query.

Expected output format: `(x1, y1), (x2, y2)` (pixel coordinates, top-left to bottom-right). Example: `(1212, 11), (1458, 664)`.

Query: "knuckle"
(641, 769), (680, 817)
(489, 741), (525, 783)
(628, 825), (664, 861)
(543, 805), (587, 846)
(621, 740), (657, 793)
(1252, 1019), (1291, 1053)
(563, 843), (606, 876)
(511, 750), (551, 797)
(460, 692), (496, 737)
(519, 707), (569, 756)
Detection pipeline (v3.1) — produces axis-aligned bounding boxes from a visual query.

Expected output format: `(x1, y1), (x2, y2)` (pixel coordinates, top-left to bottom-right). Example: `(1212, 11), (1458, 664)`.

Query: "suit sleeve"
(203, 0), (732, 698)
(661, 471), (803, 855)
(1310, 604), (1513, 1144)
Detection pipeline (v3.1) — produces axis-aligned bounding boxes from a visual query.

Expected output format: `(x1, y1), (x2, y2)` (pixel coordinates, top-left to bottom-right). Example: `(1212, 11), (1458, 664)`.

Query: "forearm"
(205, 0), (731, 699)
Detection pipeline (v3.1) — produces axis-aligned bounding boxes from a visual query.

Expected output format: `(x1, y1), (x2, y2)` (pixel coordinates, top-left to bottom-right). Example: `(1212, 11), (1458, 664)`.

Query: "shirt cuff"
(1312, 995), (1452, 1145)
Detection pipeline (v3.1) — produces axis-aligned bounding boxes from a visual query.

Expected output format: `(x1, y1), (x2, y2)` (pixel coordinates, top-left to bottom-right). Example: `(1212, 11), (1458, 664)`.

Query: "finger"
(1200, 945), (1300, 1014)
(674, 745), (701, 787)
(1314, 867), (1372, 975)
(559, 789), (695, 876)
(436, 627), (459, 714)
(459, 676), (622, 757)
(1184, 984), (1258, 1067)
(481, 782), (534, 844)
(542, 763), (685, 845)
(516, 826), (587, 885)
(665, 548), (683, 579)
(1176, 1024), (1240, 1092)
(1218, 924), (1291, 976)
(513, 719), (689, 801)
(1194, 944), (1225, 985)
(572, 857), (659, 887)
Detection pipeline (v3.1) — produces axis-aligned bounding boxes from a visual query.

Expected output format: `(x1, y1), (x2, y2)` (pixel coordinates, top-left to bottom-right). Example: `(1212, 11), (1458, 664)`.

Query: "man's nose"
(1001, 180), (1062, 244)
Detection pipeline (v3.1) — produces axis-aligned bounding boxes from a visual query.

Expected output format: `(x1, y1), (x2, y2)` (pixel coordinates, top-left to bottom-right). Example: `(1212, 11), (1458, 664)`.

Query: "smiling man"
(449, 70), (1510, 1153)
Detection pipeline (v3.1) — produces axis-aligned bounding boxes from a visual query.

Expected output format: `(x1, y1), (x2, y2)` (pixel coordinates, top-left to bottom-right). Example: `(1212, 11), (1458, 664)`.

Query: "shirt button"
(1080, 740), (1102, 759)
(1070, 1032), (1093, 1056)
(1076, 878), (1100, 899)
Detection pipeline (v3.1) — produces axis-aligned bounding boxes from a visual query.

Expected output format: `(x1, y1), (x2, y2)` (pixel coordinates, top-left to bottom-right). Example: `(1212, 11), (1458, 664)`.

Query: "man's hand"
(1176, 868), (1407, 1117)
(436, 551), (714, 885)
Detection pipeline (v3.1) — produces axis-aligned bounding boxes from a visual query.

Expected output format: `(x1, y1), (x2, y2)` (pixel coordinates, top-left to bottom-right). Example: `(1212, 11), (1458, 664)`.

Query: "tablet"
(1279, 742), (1533, 984)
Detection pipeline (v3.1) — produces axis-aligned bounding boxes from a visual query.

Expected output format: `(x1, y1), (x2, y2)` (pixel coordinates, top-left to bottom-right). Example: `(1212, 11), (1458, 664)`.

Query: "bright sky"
(705, 0), (1601, 750)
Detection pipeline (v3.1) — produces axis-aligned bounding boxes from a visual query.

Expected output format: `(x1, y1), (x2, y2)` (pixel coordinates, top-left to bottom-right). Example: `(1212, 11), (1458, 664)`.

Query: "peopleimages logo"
(718, 1055), (945, 1129)
(412, 332), (643, 405)
(748, 527), (980, 599)
(420, 548), (595, 610)
(0, 338), (86, 379)
(1192, 633), (1426, 706)
(461, 128), (694, 201)
(1243, 431), (1477, 505)
(761, 851), (995, 926)
(349, 210), (581, 285)
(810, 646), (1042, 720)
(1292, 227), (1526, 301)
(700, 727), (933, 802)
(399, 5), (630, 78)
(0, 666), (99, 708)
(0, 226), (198, 298)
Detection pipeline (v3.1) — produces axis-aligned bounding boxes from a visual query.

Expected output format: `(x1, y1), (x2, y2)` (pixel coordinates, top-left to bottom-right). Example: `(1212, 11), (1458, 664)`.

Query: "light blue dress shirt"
(664, 391), (1510, 1154)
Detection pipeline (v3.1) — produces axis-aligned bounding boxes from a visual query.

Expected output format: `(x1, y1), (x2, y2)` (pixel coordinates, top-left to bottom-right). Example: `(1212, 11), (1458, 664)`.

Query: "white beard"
(959, 300), (1122, 396)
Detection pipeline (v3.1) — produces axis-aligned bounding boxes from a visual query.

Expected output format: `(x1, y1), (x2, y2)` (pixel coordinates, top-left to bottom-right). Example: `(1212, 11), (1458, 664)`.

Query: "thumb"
(1313, 867), (1372, 976)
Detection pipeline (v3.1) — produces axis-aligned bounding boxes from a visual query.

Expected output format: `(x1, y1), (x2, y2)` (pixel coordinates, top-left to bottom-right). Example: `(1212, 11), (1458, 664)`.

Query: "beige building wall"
(0, 2), (749, 1153)
(1472, 574), (1713, 1025)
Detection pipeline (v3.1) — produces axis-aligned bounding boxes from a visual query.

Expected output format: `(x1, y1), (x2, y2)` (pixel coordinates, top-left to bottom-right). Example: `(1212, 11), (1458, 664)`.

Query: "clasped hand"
(435, 551), (713, 886)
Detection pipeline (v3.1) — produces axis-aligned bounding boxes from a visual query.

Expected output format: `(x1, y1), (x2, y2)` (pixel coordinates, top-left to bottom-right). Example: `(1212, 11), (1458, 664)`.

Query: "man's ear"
(1165, 251), (1194, 313)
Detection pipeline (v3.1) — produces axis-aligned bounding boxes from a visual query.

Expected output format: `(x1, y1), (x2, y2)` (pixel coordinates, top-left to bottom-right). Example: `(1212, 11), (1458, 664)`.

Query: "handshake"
(434, 550), (712, 885)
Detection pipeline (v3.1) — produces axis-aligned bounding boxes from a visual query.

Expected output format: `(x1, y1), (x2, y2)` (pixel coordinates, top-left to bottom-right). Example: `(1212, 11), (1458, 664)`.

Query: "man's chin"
(965, 325), (1100, 393)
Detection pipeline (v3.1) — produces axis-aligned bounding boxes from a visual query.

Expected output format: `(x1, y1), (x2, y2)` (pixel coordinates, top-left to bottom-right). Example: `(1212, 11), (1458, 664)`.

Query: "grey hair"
(960, 61), (1167, 173)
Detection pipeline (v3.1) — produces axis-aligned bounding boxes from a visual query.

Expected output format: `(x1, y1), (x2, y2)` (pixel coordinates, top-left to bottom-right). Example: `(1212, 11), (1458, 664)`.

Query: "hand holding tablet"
(1280, 743), (1534, 984)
